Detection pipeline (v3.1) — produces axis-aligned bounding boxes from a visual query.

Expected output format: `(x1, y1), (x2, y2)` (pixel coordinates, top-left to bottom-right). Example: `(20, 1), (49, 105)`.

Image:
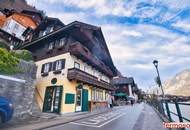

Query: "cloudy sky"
(27, 0), (190, 91)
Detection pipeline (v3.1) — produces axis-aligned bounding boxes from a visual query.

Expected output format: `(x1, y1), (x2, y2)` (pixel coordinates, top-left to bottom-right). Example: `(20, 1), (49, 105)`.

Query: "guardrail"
(149, 98), (190, 130)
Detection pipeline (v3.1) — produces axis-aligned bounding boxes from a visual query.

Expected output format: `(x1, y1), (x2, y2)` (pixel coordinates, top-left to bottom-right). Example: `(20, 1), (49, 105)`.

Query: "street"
(44, 103), (167, 130)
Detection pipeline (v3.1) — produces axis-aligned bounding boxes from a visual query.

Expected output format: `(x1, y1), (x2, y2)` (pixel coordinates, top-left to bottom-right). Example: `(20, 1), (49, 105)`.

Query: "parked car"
(0, 96), (14, 123)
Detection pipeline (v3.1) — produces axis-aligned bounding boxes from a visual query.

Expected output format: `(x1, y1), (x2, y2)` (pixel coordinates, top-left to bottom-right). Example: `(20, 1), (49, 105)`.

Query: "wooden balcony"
(69, 42), (114, 77)
(67, 68), (114, 90)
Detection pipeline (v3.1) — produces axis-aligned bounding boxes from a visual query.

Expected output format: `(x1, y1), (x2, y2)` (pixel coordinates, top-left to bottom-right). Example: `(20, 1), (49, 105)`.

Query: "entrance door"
(76, 89), (82, 112)
(82, 89), (88, 111)
(43, 86), (63, 113)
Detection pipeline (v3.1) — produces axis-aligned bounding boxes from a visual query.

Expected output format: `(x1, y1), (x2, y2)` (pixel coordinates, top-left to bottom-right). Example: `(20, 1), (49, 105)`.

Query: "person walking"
(107, 95), (113, 110)
(131, 100), (134, 106)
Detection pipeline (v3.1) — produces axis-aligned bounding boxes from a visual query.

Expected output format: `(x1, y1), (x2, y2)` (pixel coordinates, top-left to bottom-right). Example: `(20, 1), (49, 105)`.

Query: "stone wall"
(0, 60), (37, 119)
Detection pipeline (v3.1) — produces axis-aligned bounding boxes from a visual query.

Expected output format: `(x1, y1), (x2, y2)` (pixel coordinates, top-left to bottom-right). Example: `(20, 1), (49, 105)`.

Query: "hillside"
(163, 69), (190, 96)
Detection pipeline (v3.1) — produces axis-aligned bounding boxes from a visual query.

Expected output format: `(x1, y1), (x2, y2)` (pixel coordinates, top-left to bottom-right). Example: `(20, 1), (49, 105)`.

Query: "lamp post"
(153, 60), (165, 98)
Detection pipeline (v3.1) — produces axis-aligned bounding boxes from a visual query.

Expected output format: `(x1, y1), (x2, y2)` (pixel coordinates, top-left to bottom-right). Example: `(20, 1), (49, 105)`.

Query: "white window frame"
(55, 60), (62, 71)
(49, 42), (54, 50)
(74, 62), (80, 69)
(59, 38), (66, 47)
(44, 63), (50, 73)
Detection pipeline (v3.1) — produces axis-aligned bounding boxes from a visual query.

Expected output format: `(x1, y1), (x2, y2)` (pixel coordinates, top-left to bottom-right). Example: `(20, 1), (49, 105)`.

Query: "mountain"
(163, 69), (190, 96)
(0, 0), (37, 12)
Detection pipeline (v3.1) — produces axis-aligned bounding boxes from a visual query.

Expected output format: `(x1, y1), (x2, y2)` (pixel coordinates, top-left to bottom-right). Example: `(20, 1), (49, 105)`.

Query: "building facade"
(22, 21), (117, 114)
(112, 77), (138, 101)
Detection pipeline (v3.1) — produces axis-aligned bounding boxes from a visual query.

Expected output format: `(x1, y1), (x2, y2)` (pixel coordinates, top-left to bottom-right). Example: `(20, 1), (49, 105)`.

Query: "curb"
(7, 110), (111, 130)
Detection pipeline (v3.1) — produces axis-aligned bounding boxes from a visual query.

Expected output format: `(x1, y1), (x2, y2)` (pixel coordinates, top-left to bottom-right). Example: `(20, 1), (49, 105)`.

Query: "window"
(41, 63), (52, 73)
(53, 59), (65, 71)
(59, 38), (66, 47)
(93, 69), (96, 76)
(48, 42), (54, 50)
(91, 88), (104, 101)
(50, 27), (54, 32)
(99, 73), (102, 80)
(55, 60), (62, 70)
(14, 23), (19, 31)
(92, 89), (95, 100)
(74, 62), (80, 69)
(84, 66), (88, 72)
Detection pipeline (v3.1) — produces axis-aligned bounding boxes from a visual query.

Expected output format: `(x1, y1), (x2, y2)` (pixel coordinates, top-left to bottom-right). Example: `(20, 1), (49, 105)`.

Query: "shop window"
(92, 88), (96, 101)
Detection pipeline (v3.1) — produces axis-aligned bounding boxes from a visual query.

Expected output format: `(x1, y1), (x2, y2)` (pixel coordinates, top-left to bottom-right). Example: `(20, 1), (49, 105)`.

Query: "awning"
(114, 93), (128, 97)
(127, 96), (135, 100)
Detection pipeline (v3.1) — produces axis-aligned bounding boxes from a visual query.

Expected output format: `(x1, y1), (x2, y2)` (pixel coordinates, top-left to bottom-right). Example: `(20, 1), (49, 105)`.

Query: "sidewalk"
(133, 103), (168, 130)
(1, 108), (114, 130)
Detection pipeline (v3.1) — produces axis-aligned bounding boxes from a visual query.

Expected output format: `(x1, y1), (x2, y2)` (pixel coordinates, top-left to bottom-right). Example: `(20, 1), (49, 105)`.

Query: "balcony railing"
(67, 68), (114, 90)
(69, 42), (114, 77)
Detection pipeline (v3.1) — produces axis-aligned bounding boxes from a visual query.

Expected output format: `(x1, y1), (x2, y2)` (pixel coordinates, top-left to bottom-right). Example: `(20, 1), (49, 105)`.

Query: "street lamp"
(153, 60), (165, 98)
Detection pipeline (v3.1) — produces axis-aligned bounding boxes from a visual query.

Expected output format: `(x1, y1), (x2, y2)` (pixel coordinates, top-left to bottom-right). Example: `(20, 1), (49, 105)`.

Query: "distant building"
(112, 77), (138, 101)
(0, 9), (43, 48)
(22, 21), (117, 114)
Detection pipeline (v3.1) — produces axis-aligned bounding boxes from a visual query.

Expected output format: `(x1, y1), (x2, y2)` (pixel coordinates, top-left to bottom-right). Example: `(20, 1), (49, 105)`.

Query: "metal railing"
(149, 98), (190, 130)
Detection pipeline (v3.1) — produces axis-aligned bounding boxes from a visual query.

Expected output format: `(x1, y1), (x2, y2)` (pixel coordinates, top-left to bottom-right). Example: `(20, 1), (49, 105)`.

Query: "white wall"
(2, 19), (26, 40)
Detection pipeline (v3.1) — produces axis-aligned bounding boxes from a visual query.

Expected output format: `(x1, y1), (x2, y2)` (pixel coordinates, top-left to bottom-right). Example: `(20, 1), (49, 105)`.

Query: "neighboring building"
(22, 21), (117, 114)
(0, 9), (6, 27)
(0, 9), (43, 48)
(1, 11), (37, 40)
(30, 17), (64, 41)
(112, 77), (138, 101)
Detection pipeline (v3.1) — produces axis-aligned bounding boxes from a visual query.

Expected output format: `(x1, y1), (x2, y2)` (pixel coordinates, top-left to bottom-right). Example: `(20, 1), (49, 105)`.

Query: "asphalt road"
(44, 104), (145, 130)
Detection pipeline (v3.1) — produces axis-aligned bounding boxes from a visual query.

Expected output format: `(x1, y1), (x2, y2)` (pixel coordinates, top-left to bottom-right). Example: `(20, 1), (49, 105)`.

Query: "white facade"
(2, 19), (26, 40)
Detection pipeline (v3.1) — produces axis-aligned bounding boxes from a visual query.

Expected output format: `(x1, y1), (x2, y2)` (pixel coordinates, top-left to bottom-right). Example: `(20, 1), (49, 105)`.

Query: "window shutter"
(49, 62), (52, 72)
(41, 64), (45, 73)
(53, 61), (56, 71)
(61, 59), (65, 69)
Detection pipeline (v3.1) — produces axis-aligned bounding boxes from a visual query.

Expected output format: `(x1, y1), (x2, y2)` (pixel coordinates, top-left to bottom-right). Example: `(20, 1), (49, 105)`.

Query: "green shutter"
(65, 93), (75, 104)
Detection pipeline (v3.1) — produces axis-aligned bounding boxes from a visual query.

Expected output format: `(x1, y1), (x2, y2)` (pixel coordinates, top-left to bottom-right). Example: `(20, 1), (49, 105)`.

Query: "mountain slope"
(164, 69), (190, 96)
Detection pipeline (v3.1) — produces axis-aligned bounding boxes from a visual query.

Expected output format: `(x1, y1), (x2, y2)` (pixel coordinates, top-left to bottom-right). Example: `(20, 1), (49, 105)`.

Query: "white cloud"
(172, 19), (190, 32)
(26, 0), (190, 90)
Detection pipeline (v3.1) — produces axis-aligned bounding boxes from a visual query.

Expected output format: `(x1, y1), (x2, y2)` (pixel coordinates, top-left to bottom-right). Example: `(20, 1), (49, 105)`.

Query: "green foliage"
(0, 48), (19, 74)
(10, 50), (33, 61)
(0, 42), (8, 49)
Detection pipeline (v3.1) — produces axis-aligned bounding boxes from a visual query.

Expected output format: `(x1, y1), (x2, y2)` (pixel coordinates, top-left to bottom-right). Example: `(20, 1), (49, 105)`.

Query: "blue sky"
(27, 0), (190, 91)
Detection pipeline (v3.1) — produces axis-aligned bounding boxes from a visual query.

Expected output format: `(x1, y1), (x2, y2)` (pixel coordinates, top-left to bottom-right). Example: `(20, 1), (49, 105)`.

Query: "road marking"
(70, 122), (99, 128)
(70, 112), (126, 128)
(97, 113), (126, 127)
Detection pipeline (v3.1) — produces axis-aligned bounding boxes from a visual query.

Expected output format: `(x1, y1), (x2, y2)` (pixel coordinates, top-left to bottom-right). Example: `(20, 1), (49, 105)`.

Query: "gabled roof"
(21, 9), (44, 20)
(112, 77), (135, 86)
